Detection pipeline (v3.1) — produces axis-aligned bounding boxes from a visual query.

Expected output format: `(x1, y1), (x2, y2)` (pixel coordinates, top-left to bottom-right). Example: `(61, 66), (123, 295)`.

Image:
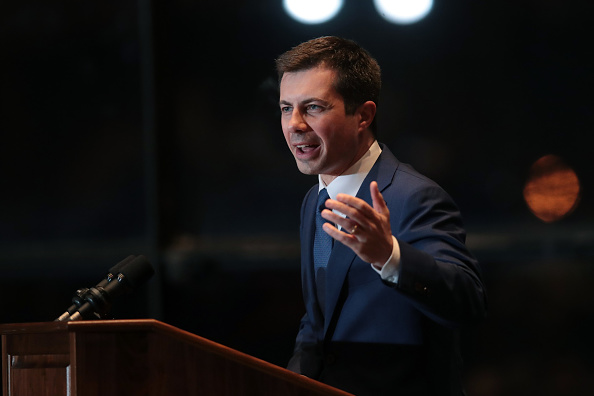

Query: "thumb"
(370, 181), (388, 214)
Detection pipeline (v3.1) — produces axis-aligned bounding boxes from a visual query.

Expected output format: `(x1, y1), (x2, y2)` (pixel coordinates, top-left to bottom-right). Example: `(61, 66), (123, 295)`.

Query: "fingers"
(319, 181), (393, 266)
(322, 222), (360, 247)
(323, 191), (388, 227)
(324, 195), (374, 225)
(320, 185), (383, 239)
(321, 208), (359, 234)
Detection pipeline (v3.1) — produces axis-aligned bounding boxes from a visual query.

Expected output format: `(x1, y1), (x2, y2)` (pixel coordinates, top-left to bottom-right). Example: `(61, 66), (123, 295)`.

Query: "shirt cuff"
(371, 235), (401, 284)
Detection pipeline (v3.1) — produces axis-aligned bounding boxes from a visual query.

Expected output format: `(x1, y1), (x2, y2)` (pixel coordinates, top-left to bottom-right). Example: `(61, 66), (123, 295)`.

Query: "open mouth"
(296, 144), (319, 154)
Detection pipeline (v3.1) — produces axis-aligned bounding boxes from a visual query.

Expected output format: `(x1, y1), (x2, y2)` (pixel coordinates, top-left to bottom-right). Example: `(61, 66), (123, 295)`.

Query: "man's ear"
(357, 101), (377, 132)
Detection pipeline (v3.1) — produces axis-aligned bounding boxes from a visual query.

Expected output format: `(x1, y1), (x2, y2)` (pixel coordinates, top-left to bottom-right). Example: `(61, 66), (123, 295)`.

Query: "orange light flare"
(523, 155), (581, 223)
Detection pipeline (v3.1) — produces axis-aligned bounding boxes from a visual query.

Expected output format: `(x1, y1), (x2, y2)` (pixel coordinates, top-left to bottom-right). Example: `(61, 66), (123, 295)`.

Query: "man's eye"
(281, 106), (292, 113)
(307, 104), (322, 112)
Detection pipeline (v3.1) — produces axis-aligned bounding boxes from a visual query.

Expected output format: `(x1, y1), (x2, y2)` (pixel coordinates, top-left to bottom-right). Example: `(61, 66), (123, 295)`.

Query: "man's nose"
(288, 110), (308, 133)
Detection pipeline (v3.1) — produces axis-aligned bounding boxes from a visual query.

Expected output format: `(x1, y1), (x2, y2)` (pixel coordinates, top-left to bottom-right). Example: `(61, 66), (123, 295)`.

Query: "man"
(276, 36), (487, 396)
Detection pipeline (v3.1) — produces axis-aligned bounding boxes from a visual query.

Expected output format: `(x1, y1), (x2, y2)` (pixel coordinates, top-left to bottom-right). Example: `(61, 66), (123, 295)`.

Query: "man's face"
(279, 67), (368, 183)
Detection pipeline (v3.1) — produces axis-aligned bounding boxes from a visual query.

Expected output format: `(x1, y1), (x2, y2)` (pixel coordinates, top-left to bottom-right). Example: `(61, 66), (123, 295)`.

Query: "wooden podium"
(1, 320), (352, 396)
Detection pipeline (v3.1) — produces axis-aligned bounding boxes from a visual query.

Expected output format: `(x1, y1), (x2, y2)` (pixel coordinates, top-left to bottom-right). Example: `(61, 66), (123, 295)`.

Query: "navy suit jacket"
(288, 144), (487, 396)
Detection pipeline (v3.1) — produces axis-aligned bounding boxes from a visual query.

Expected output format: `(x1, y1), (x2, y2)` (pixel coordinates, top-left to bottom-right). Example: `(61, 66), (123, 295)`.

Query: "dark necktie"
(313, 188), (332, 315)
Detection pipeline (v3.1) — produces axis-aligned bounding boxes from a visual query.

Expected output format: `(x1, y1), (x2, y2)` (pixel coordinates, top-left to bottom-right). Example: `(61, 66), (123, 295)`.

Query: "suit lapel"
(301, 187), (325, 326)
(324, 241), (356, 331)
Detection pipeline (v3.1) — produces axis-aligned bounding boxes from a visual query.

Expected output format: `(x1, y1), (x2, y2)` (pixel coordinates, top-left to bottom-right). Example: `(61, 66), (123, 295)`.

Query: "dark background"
(1, 1), (593, 395)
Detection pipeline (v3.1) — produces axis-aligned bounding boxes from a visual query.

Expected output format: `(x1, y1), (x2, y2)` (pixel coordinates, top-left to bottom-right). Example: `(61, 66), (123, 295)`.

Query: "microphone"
(55, 255), (137, 322)
(55, 255), (154, 322)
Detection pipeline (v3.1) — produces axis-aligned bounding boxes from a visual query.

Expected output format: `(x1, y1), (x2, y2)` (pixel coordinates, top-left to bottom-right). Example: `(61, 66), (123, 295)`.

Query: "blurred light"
(283, 0), (343, 24)
(373, 0), (433, 25)
(523, 155), (581, 223)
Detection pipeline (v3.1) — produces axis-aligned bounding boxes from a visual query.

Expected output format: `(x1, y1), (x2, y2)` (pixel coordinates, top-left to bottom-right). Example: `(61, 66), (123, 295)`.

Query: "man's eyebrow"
(279, 97), (329, 106)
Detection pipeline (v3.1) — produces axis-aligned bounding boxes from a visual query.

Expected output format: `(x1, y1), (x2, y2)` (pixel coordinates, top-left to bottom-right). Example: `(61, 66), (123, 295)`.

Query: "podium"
(1, 319), (352, 396)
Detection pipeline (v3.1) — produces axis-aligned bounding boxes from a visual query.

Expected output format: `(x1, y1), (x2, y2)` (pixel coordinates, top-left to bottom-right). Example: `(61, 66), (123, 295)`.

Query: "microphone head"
(118, 255), (155, 288)
(96, 255), (137, 288)
(109, 255), (137, 274)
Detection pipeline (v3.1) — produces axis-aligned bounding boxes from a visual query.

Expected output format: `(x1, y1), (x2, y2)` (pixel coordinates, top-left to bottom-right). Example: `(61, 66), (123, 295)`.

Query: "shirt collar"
(318, 140), (382, 200)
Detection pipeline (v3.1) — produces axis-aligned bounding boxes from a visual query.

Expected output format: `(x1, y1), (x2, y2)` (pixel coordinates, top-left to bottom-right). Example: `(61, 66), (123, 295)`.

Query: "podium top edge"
(0, 320), (69, 334)
(0, 319), (163, 333)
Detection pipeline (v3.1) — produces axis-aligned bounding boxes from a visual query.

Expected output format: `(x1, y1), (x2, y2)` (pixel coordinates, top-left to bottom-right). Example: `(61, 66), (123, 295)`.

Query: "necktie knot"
(317, 188), (330, 214)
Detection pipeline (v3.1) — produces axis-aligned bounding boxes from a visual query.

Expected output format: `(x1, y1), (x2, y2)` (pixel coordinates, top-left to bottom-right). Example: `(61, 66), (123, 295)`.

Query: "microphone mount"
(55, 255), (154, 322)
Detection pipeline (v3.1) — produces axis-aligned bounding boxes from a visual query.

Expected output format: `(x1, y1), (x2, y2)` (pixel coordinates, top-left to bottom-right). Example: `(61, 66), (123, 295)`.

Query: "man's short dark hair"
(276, 36), (381, 135)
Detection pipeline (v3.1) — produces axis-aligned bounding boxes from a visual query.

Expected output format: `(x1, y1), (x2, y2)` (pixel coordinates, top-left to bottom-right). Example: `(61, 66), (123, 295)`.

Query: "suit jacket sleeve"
(386, 178), (487, 327)
(286, 312), (320, 375)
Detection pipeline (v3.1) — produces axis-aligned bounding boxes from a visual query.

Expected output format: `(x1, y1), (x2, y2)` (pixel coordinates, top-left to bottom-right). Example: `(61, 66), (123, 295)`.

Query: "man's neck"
(320, 137), (376, 186)
(319, 140), (381, 190)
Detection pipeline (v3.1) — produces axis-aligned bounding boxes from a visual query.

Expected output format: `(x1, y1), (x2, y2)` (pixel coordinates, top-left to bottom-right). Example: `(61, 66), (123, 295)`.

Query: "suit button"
(324, 354), (336, 365)
(414, 282), (429, 295)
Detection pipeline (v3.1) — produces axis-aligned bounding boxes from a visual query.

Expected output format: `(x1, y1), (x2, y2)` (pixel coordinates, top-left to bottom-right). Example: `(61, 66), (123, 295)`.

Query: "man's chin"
(295, 159), (322, 176)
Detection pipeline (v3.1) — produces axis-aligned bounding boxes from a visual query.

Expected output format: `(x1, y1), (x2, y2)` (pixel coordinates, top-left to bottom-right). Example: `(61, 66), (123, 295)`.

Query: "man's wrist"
(370, 236), (401, 284)
(380, 236), (401, 283)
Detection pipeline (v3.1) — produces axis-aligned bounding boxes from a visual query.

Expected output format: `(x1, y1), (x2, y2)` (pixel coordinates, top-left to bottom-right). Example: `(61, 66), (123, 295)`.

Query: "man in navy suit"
(276, 36), (487, 395)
